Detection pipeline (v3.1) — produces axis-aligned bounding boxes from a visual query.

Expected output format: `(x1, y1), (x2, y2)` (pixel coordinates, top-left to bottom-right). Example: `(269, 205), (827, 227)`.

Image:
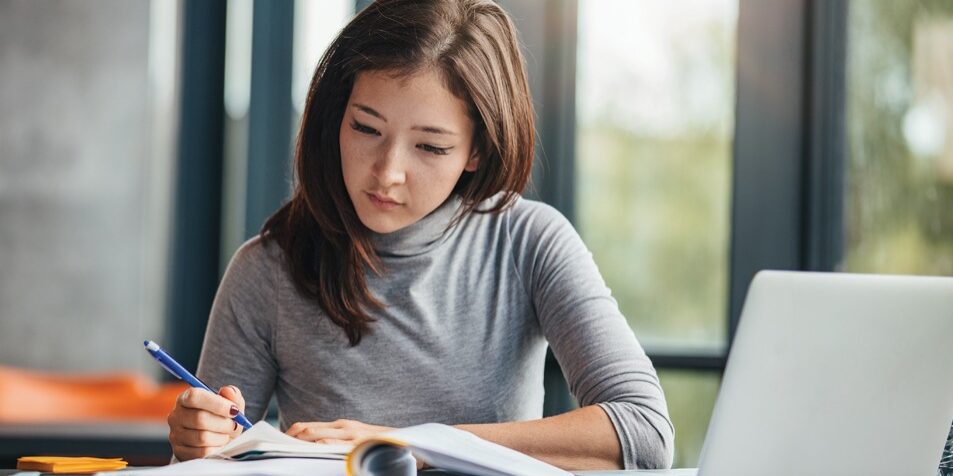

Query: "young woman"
(166, 0), (674, 470)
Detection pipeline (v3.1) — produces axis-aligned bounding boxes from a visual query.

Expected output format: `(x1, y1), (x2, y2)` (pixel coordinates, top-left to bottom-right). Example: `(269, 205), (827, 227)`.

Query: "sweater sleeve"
(194, 237), (279, 423)
(508, 200), (675, 470)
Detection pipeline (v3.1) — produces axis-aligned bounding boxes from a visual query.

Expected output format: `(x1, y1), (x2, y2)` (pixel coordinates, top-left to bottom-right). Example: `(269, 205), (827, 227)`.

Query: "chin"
(366, 223), (403, 234)
(358, 212), (410, 234)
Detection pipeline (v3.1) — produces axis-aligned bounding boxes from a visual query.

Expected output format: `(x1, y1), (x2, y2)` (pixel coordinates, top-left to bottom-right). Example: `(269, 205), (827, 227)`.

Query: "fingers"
(218, 385), (246, 413)
(168, 420), (234, 462)
(172, 445), (218, 461)
(288, 425), (351, 442)
(217, 386), (246, 437)
(169, 427), (232, 448)
(167, 386), (245, 462)
(177, 388), (238, 418)
(286, 419), (390, 444)
(314, 438), (350, 445)
(286, 421), (310, 437)
(287, 419), (356, 434)
(171, 406), (238, 434)
(287, 420), (349, 437)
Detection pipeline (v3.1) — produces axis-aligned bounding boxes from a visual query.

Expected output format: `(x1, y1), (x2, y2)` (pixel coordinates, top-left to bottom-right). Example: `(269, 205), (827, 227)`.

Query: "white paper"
(384, 423), (572, 476)
(208, 421), (351, 460)
(103, 457), (346, 476)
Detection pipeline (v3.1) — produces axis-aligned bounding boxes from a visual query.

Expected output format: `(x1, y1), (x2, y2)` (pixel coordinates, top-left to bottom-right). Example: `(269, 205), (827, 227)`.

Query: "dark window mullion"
(244, 0), (294, 239)
(166, 0), (228, 374)
(729, 0), (810, 345)
(537, 0), (578, 224)
(729, 0), (848, 344)
(804, 0), (848, 273)
(648, 353), (727, 372)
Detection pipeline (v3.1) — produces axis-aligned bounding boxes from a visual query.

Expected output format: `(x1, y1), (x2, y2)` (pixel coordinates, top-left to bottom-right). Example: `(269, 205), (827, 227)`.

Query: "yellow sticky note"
(17, 456), (128, 474)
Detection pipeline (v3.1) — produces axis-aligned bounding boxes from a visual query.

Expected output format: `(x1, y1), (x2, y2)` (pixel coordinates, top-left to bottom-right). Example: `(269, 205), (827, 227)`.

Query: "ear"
(464, 149), (480, 172)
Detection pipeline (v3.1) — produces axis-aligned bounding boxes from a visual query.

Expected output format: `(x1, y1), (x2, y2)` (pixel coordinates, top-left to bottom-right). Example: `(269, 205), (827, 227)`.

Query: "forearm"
(455, 405), (622, 471)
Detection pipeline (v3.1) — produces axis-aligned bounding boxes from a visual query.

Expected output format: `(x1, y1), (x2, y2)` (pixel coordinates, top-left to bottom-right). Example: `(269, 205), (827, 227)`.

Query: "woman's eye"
(350, 121), (380, 136)
(417, 144), (451, 156)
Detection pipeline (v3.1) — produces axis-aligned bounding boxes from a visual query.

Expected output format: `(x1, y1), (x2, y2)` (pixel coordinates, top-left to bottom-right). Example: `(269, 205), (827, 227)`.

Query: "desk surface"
(0, 424), (697, 475)
(0, 470), (698, 475)
(0, 422), (171, 468)
(0, 469), (698, 475)
(576, 471), (697, 475)
(0, 422), (168, 439)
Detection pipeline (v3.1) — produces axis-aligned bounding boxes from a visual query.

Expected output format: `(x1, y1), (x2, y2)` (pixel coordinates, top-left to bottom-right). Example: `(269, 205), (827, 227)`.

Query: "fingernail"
(229, 405), (239, 417)
(228, 385), (240, 394)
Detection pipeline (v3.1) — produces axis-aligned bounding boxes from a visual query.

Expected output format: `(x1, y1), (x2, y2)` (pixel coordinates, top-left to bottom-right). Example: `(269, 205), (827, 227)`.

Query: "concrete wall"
(0, 0), (176, 376)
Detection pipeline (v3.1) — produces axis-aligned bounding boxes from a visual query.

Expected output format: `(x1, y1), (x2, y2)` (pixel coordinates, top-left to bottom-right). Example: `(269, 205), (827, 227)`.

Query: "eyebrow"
(351, 103), (458, 136)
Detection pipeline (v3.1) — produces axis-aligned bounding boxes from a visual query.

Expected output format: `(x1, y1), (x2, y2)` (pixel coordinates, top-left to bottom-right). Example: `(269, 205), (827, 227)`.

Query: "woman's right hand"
(167, 385), (246, 461)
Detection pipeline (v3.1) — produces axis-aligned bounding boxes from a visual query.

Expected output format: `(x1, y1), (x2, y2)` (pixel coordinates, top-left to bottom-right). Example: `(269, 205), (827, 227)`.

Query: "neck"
(369, 195), (463, 257)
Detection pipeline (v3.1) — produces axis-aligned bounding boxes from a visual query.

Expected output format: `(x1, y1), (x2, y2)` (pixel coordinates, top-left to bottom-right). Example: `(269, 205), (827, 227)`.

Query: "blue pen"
(143, 340), (253, 430)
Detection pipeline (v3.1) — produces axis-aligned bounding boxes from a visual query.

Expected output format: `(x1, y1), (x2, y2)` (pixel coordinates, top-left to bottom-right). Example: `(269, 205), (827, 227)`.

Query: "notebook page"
(104, 457), (346, 476)
(208, 421), (351, 460)
(386, 423), (572, 476)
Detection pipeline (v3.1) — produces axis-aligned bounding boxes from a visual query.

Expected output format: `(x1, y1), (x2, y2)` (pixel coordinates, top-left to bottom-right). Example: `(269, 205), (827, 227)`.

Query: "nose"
(372, 139), (406, 187)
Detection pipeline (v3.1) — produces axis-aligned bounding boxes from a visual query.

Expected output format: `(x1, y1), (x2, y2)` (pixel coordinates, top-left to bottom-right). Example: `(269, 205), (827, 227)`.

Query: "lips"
(367, 192), (400, 204)
(366, 192), (402, 209)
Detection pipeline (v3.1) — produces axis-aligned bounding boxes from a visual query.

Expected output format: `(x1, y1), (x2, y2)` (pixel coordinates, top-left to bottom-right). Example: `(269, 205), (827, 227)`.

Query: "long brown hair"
(261, 0), (535, 345)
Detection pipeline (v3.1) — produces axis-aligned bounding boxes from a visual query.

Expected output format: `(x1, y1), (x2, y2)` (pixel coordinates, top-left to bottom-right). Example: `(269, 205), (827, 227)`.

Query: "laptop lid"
(698, 271), (953, 476)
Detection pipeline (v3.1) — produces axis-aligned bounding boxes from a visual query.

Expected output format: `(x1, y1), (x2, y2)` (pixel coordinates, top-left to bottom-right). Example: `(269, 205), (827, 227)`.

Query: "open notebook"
(348, 423), (572, 476)
(208, 421), (352, 461)
(106, 421), (571, 475)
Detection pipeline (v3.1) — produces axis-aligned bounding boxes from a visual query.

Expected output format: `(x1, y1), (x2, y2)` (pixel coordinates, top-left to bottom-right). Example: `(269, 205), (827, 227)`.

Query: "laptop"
(694, 270), (953, 476)
(576, 271), (953, 476)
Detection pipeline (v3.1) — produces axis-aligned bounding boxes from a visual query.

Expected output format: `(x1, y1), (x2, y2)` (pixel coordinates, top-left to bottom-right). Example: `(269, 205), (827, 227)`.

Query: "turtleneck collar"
(369, 195), (463, 257)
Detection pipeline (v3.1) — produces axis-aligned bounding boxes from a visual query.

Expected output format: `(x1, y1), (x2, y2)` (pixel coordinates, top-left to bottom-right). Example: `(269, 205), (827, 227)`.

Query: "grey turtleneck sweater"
(195, 195), (674, 469)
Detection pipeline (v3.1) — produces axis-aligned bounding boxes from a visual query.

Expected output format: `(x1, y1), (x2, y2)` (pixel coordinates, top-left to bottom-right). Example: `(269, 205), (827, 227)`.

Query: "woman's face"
(340, 69), (478, 234)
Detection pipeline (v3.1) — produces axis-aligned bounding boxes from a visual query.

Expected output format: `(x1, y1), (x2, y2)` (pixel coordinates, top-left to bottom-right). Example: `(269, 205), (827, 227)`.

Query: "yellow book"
(17, 456), (128, 474)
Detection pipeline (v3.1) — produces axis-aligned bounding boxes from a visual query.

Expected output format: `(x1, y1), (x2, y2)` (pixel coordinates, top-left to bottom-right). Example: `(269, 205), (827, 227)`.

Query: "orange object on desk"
(17, 456), (128, 474)
(0, 365), (188, 422)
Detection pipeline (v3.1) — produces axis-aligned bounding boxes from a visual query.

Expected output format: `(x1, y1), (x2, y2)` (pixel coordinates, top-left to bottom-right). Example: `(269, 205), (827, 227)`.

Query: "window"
(656, 370), (721, 466)
(292, 0), (352, 116)
(844, 0), (953, 276)
(220, 0), (353, 261)
(575, 0), (738, 466)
